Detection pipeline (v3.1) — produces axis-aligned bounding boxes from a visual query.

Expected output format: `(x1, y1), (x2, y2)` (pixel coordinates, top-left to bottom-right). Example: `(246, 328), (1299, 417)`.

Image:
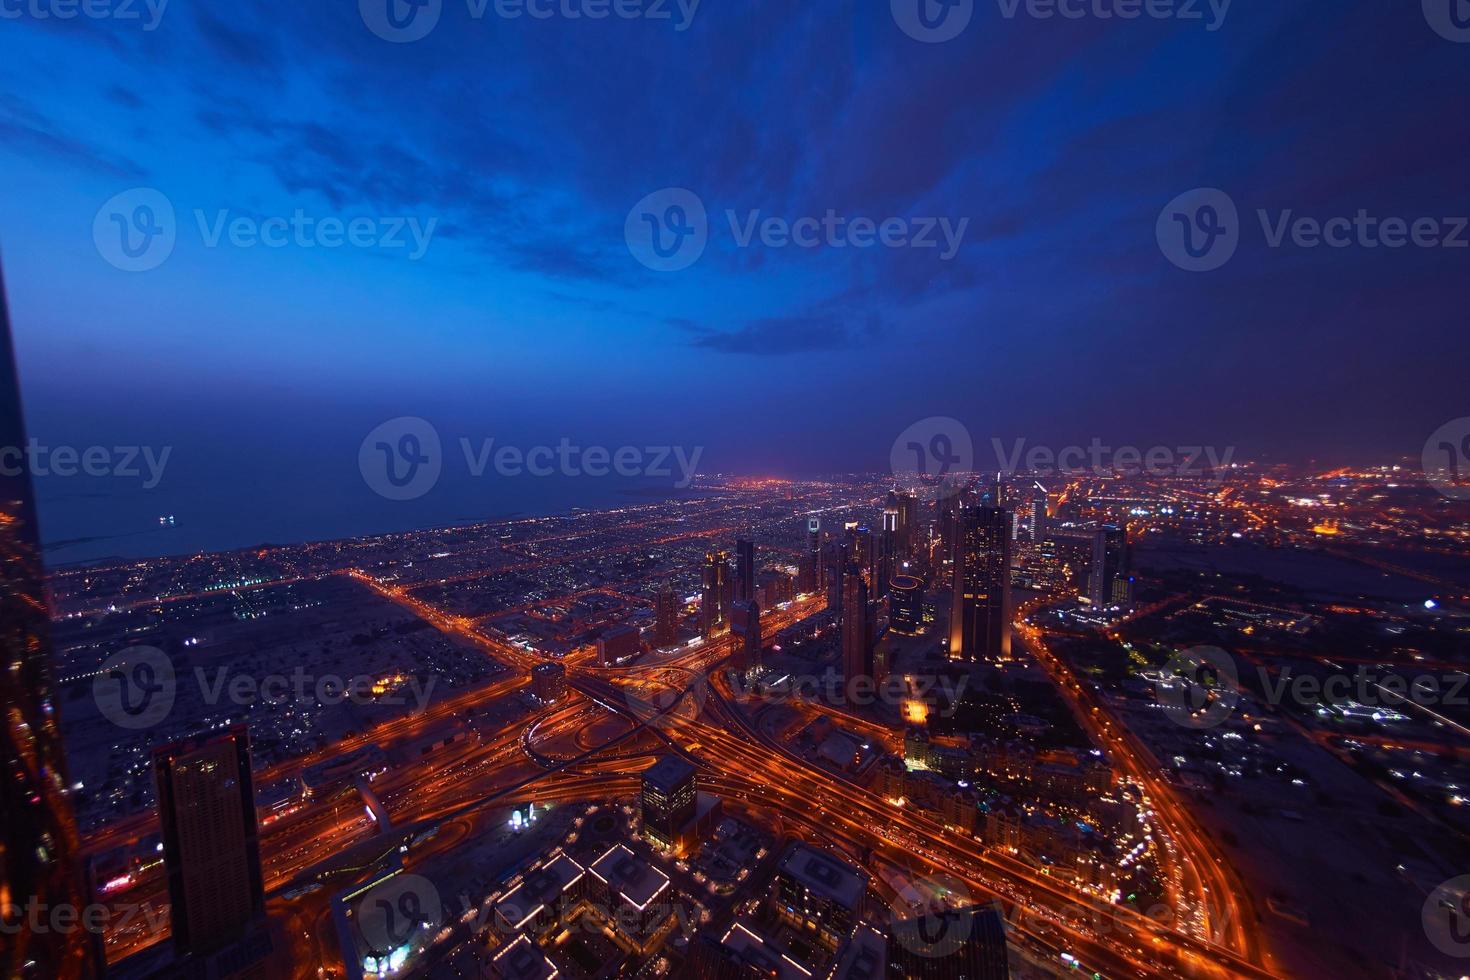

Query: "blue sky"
(0, 1), (1466, 555)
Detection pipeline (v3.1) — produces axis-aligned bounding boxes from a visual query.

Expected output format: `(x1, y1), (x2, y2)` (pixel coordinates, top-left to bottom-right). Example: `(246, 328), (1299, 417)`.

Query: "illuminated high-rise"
(640, 755), (697, 852)
(879, 502), (899, 598)
(701, 549), (732, 637)
(0, 262), (101, 980)
(949, 504), (1011, 662)
(889, 574), (924, 636)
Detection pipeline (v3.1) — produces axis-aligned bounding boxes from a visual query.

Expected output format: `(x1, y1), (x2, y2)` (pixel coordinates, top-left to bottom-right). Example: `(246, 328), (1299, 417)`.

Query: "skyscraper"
(153, 724), (266, 956)
(702, 549), (732, 637)
(879, 503), (899, 599)
(889, 901), (1010, 978)
(730, 598), (762, 674)
(1090, 524), (1133, 610)
(655, 584), (680, 648)
(847, 523), (873, 586)
(949, 505), (1012, 662)
(805, 517), (823, 594)
(889, 575), (924, 636)
(0, 262), (101, 980)
(640, 755), (697, 853)
(842, 565), (874, 683)
(735, 538), (755, 604)
(825, 540), (848, 614)
(897, 490), (919, 560)
(1030, 485), (1049, 542)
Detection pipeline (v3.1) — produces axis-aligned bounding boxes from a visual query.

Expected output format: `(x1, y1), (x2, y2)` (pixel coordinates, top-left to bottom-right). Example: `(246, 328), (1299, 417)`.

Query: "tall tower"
(841, 566), (874, 683)
(153, 724), (266, 956)
(896, 490), (918, 560)
(806, 517), (822, 594)
(1030, 484), (1049, 542)
(0, 262), (101, 979)
(879, 504), (899, 599)
(730, 599), (762, 674)
(701, 550), (731, 637)
(735, 538), (756, 604)
(949, 504), (1012, 662)
(655, 584), (679, 648)
(1090, 525), (1133, 610)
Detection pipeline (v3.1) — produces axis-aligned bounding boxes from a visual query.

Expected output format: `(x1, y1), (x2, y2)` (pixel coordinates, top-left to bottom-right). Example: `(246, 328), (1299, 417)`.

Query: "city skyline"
(3, 3), (1470, 980)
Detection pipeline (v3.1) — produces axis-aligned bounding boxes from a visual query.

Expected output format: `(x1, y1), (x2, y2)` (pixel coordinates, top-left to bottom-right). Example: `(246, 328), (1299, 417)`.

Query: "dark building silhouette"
(153, 725), (266, 956)
(825, 540), (848, 614)
(730, 599), (762, 674)
(0, 262), (101, 979)
(949, 505), (1011, 662)
(806, 517), (823, 594)
(888, 902), (1010, 978)
(655, 584), (680, 649)
(842, 567), (875, 683)
(735, 538), (756, 604)
(1090, 524), (1133, 610)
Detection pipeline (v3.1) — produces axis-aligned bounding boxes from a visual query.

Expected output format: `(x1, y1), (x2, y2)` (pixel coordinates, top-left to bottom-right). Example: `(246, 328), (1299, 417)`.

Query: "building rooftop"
(641, 755), (697, 795)
(776, 843), (867, 911)
(490, 935), (558, 980)
(588, 843), (671, 911)
(832, 925), (887, 980)
(718, 921), (813, 980)
(495, 854), (585, 931)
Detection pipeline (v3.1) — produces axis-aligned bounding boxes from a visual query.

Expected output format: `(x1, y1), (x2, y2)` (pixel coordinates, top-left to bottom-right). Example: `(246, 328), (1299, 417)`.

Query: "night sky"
(0, 2), (1465, 555)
